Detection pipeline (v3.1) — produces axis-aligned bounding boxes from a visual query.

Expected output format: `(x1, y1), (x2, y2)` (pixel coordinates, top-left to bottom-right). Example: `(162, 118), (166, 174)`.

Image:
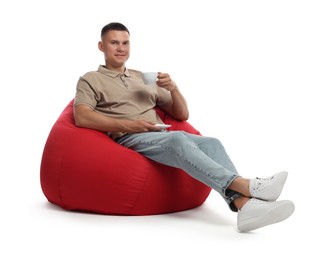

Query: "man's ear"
(98, 41), (104, 52)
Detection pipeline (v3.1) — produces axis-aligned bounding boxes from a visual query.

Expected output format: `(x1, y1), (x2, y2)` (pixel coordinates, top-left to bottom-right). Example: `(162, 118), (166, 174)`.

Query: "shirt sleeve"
(156, 86), (172, 106)
(74, 77), (98, 110)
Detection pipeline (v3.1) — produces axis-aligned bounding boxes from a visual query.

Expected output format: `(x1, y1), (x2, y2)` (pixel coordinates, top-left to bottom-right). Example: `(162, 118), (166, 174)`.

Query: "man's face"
(99, 30), (130, 69)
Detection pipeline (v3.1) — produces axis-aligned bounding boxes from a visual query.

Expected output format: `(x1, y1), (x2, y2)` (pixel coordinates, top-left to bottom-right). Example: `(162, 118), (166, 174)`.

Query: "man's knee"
(165, 131), (188, 145)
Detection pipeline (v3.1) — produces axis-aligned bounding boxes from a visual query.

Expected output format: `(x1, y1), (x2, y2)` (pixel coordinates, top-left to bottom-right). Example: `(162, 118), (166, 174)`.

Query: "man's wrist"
(169, 81), (178, 92)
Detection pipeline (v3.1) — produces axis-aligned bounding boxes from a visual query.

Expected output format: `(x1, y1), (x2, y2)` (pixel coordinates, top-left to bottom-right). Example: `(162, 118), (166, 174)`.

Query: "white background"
(1, 0), (319, 259)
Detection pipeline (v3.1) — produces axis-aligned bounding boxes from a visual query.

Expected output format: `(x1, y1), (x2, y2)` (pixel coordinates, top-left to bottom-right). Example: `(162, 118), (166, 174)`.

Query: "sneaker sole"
(238, 200), (295, 232)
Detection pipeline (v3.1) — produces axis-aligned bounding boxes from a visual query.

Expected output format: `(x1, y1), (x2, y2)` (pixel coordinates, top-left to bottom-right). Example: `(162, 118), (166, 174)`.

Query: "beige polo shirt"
(74, 65), (172, 139)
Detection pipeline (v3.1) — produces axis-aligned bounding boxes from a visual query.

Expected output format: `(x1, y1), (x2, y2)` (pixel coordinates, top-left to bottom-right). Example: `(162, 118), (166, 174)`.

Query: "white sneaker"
(250, 171), (288, 201)
(237, 198), (295, 232)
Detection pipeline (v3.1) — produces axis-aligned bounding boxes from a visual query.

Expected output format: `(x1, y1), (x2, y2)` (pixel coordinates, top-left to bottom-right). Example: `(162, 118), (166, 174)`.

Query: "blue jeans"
(116, 131), (241, 212)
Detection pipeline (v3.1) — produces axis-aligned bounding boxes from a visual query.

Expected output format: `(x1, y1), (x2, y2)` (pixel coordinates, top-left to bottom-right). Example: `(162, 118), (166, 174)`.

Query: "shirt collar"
(98, 65), (131, 78)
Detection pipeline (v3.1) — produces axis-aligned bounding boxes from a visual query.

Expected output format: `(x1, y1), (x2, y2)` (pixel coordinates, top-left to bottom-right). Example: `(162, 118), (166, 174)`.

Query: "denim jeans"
(116, 131), (241, 212)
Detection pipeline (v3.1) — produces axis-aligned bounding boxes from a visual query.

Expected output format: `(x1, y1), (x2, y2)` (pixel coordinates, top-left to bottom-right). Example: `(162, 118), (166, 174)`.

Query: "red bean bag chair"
(40, 100), (211, 215)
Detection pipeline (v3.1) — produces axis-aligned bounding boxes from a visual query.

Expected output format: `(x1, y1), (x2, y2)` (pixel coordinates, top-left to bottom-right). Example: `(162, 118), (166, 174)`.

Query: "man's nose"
(117, 44), (125, 52)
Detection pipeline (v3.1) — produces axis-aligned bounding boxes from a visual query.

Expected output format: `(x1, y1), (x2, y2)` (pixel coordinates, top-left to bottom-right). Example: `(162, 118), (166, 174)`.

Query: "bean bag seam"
(57, 151), (67, 208)
(127, 165), (153, 214)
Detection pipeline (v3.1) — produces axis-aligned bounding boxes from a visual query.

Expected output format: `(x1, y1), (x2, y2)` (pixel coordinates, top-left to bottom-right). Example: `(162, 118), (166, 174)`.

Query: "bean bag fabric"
(40, 100), (211, 215)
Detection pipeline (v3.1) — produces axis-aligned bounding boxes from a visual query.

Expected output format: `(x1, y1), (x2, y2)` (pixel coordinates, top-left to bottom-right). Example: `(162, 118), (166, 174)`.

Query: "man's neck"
(104, 63), (125, 73)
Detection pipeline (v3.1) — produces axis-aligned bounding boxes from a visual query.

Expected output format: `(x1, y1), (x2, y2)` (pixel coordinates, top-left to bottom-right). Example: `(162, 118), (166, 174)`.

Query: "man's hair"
(101, 22), (130, 37)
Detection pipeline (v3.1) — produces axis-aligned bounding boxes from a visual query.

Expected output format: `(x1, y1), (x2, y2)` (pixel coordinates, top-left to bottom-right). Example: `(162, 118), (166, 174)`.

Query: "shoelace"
(252, 176), (274, 191)
(256, 176), (274, 181)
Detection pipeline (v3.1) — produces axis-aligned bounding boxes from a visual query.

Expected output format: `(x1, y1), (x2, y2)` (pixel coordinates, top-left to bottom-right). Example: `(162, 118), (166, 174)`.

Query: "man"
(73, 22), (294, 232)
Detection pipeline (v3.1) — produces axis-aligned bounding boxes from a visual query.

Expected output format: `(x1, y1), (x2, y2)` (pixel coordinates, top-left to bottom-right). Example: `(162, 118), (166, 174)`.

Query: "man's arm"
(74, 104), (161, 133)
(156, 73), (189, 121)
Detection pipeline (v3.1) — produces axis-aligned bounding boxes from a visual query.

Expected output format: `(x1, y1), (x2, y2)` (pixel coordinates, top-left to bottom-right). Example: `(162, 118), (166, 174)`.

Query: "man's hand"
(124, 119), (163, 133)
(156, 72), (177, 92)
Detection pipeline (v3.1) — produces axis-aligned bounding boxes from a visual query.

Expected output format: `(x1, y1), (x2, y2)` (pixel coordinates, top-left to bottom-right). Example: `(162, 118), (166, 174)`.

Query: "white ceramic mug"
(142, 72), (158, 85)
